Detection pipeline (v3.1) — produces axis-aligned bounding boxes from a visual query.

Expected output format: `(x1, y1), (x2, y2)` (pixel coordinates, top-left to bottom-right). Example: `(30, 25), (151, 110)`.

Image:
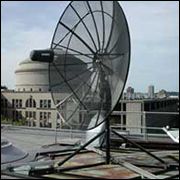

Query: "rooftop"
(1, 126), (179, 179)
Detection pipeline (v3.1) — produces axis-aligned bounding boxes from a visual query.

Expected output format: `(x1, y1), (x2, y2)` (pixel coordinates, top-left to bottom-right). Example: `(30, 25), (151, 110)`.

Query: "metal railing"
(1, 111), (179, 143)
(111, 111), (179, 142)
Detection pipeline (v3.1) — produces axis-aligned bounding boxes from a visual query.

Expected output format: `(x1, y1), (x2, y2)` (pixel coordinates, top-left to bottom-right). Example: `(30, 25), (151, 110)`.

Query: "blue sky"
(1, 1), (179, 92)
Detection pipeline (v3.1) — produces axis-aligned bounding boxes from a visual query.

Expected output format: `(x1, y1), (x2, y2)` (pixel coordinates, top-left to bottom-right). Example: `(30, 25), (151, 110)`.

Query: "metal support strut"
(111, 129), (167, 166)
(106, 118), (111, 164)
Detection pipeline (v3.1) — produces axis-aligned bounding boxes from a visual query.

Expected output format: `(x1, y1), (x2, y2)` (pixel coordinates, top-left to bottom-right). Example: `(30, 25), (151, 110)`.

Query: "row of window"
(17, 88), (42, 92)
(6, 111), (52, 121)
(8, 98), (52, 108)
(12, 110), (22, 120)
(13, 99), (22, 108)
(2, 109), (52, 128)
(114, 103), (126, 111)
(26, 98), (36, 108)
(40, 100), (51, 108)
(25, 119), (52, 128)
(26, 111), (36, 119)
(3, 98), (87, 110)
(144, 100), (178, 111)
(40, 112), (51, 121)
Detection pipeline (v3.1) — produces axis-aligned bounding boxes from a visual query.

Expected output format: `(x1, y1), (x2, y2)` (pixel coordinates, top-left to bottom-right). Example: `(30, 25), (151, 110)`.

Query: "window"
(19, 111), (22, 120)
(29, 111), (32, 118)
(40, 112), (43, 120)
(40, 122), (43, 127)
(12, 99), (23, 108)
(5, 99), (8, 108)
(48, 112), (51, 119)
(44, 112), (47, 119)
(25, 111), (28, 118)
(16, 99), (19, 108)
(40, 100), (51, 108)
(144, 103), (150, 111)
(1, 99), (3, 107)
(26, 98), (36, 108)
(164, 101), (167, 107)
(12, 111), (15, 120)
(33, 99), (36, 107)
(19, 100), (22, 108)
(12, 99), (15, 108)
(4, 110), (8, 118)
(151, 102), (155, 110)
(33, 121), (36, 127)
(30, 98), (32, 107)
(15, 111), (19, 120)
(157, 102), (160, 109)
(33, 112), (36, 119)
(40, 100), (43, 108)
(48, 100), (51, 108)
(123, 115), (126, 124)
(48, 123), (52, 128)
(39, 112), (52, 127)
(44, 100), (47, 108)
(114, 103), (121, 111)
(26, 99), (29, 107)
(123, 103), (126, 111)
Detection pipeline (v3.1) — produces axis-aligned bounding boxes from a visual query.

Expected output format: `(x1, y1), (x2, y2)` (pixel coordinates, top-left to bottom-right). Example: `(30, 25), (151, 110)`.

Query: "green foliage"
(1, 115), (26, 126)
(1, 115), (11, 124)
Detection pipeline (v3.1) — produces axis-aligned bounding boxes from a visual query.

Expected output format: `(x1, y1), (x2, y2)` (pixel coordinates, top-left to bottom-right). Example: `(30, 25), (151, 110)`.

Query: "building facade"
(148, 85), (155, 99)
(1, 56), (179, 132)
(2, 89), (179, 131)
(1, 52), (89, 129)
(126, 86), (134, 100)
(1, 90), (57, 128)
(112, 98), (179, 134)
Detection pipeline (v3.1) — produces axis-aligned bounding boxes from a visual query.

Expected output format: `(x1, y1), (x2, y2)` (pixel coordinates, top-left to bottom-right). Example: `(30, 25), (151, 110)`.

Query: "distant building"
(148, 85), (155, 99)
(167, 91), (179, 97)
(134, 92), (145, 99)
(157, 89), (167, 99)
(126, 86), (134, 99)
(1, 50), (90, 129)
(2, 53), (179, 132)
(112, 98), (179, 134)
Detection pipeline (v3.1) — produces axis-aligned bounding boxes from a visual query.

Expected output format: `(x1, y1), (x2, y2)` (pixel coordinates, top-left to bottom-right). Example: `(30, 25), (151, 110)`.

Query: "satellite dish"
(49, 1), (130, 130)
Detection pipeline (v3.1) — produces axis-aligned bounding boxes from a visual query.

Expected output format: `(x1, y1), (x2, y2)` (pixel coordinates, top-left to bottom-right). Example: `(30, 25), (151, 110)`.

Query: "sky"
(1, 1), (179, 93)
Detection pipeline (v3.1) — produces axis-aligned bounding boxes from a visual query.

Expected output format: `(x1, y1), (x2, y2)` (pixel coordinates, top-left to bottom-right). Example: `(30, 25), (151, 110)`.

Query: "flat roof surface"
(1, 126), (179, 179)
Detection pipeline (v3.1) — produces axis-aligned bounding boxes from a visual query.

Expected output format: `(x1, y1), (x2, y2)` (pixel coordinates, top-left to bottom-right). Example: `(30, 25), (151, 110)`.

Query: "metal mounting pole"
(106, 118), (110, 164)
(54, 117), (58, 144)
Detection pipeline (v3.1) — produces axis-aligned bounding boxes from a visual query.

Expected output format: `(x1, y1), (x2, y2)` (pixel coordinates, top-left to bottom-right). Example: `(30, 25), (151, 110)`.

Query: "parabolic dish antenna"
(31, 1), (130, 131)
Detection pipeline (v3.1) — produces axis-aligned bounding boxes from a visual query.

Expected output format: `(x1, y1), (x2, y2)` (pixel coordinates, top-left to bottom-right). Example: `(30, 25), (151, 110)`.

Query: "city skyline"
(1, 1), (179, 92)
